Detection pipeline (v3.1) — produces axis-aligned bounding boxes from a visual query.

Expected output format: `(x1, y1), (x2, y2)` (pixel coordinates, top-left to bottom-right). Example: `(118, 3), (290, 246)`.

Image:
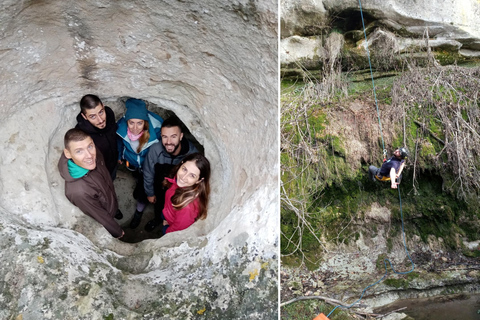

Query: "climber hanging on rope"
(369, 147), (409, 189)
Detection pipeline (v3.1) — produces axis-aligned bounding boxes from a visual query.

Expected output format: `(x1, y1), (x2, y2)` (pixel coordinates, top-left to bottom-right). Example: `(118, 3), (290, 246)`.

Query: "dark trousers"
(110, 163), (119, 181)
(153, 163), (175, 221)
(160, 212), (169, 234)
(132, 169), (148, 204)
(369, 165), (381, 181)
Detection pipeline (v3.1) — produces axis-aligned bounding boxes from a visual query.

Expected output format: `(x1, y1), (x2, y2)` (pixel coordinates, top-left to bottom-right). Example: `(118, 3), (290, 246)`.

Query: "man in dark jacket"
(58, 128), (124, 238)
(142, 117), (198, 231)
(369, 147), (408, 189)
(75, 94), (119, 180)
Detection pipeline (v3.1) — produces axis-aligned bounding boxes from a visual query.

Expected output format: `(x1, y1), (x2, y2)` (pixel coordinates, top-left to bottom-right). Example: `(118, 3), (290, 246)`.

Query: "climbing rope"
(314, 1), (415, 319)
(358, 0), (387, 161)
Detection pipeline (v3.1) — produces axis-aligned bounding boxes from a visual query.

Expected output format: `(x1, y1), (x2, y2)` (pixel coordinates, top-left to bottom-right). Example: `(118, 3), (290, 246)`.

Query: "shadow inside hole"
(113, 103), (204, 243)
(114, 164), (164, 243)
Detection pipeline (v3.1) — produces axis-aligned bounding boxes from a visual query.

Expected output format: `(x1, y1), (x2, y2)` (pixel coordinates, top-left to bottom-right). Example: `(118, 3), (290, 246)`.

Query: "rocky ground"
(281, 249), (480, 318)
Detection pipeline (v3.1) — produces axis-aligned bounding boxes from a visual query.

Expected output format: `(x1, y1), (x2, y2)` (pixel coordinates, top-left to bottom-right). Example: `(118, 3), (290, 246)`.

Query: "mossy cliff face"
(281, 66), (480, 274)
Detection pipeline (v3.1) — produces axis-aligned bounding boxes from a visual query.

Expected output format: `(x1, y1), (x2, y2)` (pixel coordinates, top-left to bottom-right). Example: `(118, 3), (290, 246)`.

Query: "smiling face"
(127, 119), (145, 135)
(64, 136), (97, 170)
(161, 126), (183, 155)
(82, 104), (106, 129)
(176, 160), (201, 188)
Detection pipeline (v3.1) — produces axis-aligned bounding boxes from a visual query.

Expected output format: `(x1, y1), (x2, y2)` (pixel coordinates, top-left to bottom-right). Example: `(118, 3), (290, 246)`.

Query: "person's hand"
(163, 220), (168, 226)
(391, 182), (398, 189)
(147, 196), (156, 204)
(118, 160), (123, 164)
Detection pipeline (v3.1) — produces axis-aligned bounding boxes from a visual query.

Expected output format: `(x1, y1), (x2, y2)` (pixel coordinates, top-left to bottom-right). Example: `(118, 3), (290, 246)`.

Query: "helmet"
(398, 147), (409, 159)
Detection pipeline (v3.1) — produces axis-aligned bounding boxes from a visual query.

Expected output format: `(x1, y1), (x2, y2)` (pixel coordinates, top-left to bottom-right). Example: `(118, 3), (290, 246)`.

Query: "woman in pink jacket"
(161, 153), (210, 234)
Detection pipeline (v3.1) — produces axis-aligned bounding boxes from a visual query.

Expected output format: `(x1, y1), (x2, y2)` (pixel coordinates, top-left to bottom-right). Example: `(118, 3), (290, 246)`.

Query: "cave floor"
(114, 165), (164, 243)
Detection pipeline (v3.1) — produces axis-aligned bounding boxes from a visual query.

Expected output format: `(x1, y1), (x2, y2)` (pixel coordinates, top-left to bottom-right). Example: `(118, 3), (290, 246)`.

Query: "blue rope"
(326, 187), (415, 318)
(358, 0), (386, 156)
(325, 2), (415, 318)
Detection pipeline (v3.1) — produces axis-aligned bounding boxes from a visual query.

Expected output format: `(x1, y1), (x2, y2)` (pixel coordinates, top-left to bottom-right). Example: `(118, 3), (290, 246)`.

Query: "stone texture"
(365, 202), (391, 223)
(0, 0), (278, 319)
(282, 0), (480, 40)
(280, 35), (323, 69)
(459, 49), (480, 57)
(280, 0), (480, 68)
(280, 0), (327, 37)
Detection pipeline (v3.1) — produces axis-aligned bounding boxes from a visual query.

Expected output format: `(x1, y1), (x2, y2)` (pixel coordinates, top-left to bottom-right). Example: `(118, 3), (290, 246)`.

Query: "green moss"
(384, 278), (408, 289)
(78, 282), (91, 296)
(386, 237), (393, 252)
(319, 134), (345, 157)
(308, 110), (328, 135)
(462, 248), (480, 258)
(459, 217), (480, 241)
(376, 253), (388, 271)
(346, 76), (394, 101)
(281, 79), (307, 96)
(58, 287), (68, 301)
(419, 141), (436, 158)
(395, 26), (416, 38)
(406, 272), (420, 281)
(434, 51), (468, 66)
(40, 237), (51, 250)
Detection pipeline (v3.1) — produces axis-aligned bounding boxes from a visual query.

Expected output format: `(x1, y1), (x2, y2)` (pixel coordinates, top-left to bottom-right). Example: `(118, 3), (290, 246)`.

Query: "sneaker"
(144, 218), (161, 232)
(129, 210), (143, 229)
(115, 209), (123, 220)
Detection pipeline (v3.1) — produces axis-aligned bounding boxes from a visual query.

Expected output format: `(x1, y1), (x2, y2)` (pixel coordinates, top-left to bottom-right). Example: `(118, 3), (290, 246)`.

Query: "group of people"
(58, 94), (210, 239)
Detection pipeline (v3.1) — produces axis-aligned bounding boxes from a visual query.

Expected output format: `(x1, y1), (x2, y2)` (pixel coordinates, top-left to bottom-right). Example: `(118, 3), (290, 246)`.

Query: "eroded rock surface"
(281, 0), (480, 69)
(0, 0), (278, 319)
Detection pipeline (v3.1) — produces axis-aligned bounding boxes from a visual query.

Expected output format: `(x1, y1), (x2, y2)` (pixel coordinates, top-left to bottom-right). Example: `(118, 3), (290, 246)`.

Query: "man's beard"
(165, 141), (180, 154)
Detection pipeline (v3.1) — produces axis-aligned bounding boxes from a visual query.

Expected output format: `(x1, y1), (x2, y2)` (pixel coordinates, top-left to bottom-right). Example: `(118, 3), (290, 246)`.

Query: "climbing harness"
(375, 147), (409, 182)
(375, 174), (402, 184)
(375, 174), (391, 182)
(312, 1), (415, 319)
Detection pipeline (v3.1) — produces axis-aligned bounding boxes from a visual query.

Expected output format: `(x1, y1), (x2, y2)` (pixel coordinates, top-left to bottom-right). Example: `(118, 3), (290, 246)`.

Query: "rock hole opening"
(332, 9), (376, 32)
(64, 96), (208, 245)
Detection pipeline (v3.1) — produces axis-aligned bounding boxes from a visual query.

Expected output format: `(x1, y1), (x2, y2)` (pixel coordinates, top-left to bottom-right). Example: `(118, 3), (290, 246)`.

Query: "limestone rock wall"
(281, 0), (480, 68)
(0, 0), (278, 319)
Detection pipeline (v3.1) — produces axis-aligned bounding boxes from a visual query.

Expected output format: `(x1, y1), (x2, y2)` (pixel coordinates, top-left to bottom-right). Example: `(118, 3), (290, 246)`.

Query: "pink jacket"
(163, 178), (199, 233)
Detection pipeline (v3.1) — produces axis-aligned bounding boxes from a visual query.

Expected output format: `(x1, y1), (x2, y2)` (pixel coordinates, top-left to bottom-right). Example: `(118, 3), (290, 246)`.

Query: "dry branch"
(413, 120), (444, 145)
